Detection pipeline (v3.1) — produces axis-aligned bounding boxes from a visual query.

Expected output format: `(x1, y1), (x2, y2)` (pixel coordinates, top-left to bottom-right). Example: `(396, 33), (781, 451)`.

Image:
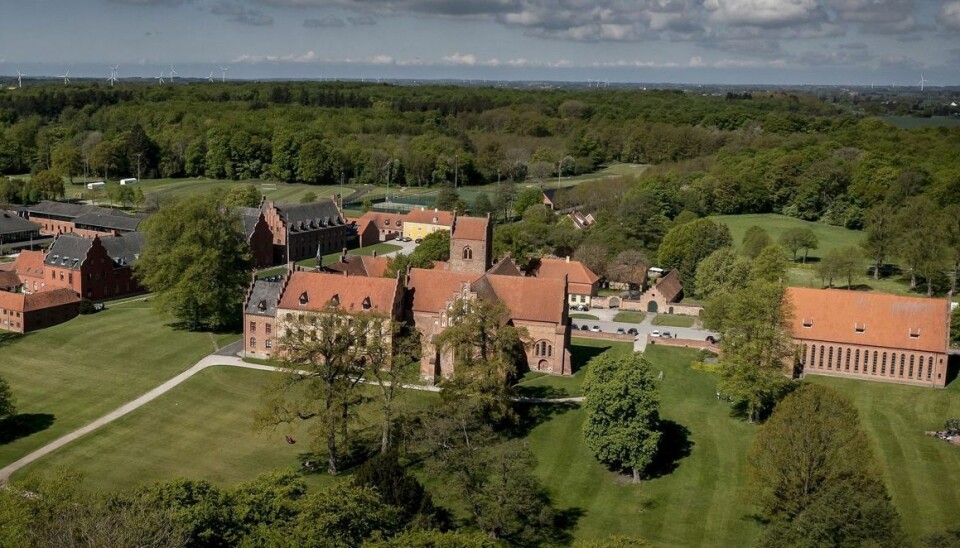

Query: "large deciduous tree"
(582, 352), (661, 483)
(778, 227), (818, 263)
(741, 225), (773, 259)
(225, 184), (262, 208)
(135, 192), (252, 330)
(896, 197), (949, 296)
(861, 203), (896, 280)
(657, 218), (733, 296)
(694, 247), (752, 299)
(0, 375), (15, 420)
(748, 384), (904, 547)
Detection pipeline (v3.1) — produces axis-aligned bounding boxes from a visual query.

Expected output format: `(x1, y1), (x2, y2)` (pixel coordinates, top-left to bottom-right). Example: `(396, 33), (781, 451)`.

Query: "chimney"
(372, 250), (378, 257)
(566, 256), (570, 263)
(341, 248), (348, 263)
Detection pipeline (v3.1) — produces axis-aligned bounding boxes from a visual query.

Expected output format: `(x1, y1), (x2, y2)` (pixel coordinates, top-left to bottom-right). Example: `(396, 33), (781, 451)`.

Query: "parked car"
(590, 325), (601, 332)
(571, 324), (579, 330)
(575, 304), (588, 312)
(706, 335), (720, 344)
(661, 331), (673, 338)
(627, 328), (638, 336)
(579, 325), (589, 331)
(414, 238), (423, 244)
(651, 330), (661, 337)
(616, 328), (626, 334)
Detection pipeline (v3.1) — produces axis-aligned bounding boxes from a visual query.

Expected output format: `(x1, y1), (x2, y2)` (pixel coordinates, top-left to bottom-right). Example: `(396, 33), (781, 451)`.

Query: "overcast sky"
(1, 0), (959, 85)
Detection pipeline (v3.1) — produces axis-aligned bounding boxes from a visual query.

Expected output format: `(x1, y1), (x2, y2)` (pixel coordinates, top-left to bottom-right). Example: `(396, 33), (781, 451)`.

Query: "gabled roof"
(100, 232), (145, 267)
(527, 257), (599, 286)
(0, 211), (40, 235)
(245, 277), (283, 316)
(0, 290), (24, 312)
(476, 274), (566, 324)
(22, 201), (114, 219)
(487, 257), (522, 276)
(322, 255), (390, 278)
(237, 208), (265, 239)
(0, 271), (20, 288)
(12, 250), (45, 278)
(404, 208), (454, 226)
(73, 212), (142, 232)
(23, 288), (80, 311)
(541, 188), (559, 204)
(278, 270), (400, 315)
(275, 199), (344, 231)
(651, 269), (683, 302)
(451, 215), (488, 241)
(45, 234), (94, 270)
(356, 211), (404, 231)
(407, 268), (482, 313)
(787, 287), (949, 353)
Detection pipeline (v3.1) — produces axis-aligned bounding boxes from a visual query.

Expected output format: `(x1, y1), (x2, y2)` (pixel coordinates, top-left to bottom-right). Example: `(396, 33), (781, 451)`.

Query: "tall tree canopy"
(657, 218), (733, 296)
(0, 375), (15, 420)
(135, 191), (252, 330)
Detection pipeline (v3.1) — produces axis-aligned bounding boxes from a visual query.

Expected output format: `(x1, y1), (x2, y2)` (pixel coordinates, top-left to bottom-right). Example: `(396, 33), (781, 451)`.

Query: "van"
(119, 178), (138, 186)
(86, 182), (106, 190)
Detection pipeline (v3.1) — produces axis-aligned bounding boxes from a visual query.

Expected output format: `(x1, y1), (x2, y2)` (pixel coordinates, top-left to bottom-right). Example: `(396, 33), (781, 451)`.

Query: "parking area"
(569, 309), (717, 353)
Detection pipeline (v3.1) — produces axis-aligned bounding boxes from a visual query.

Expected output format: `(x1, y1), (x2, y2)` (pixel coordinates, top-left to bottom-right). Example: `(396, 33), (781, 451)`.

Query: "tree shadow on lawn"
(506, 401), (579, 439)
(0, 414), (55, 445)
(0, 331), (23, 349)
(645, 419), (693, 480)
(569, 343), (613, 375)
(513, 384), (573, 399)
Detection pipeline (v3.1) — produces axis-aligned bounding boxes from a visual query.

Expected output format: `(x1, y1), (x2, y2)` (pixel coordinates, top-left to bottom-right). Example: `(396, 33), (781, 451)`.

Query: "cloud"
(347, 14), (377, 25)
(304, 15), (346, 28)
(940, 1), (960, 31)
(211, 2), (273, 26)
(108, 0), (191, 5)
(703, 0), (825, 28)
(233, 50), (319, 63)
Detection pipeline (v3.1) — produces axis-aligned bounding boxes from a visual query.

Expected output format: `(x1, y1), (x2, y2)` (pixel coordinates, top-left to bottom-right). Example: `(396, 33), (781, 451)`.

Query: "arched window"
(818, 345), (824, 368)
(890, 353), (897, 376)
(462, 246), (473, 260)
(872, 351), (878, 374)
(909, 355), (915, 378)
(854, 349), (860, 371)
(249, 337), (257, 348)
(827, 346), (834, 369)
(801, 344), (808, 365)
(535, 341), (553, 358)
(899, 354), (905, 376)
(927, 357), (934, 380)
(881, 352), (887, 375)
(845, 348), (851, 371)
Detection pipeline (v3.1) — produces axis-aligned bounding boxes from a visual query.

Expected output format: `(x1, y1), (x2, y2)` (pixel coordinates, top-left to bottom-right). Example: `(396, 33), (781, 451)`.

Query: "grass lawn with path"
(612, 311), (647, 324)
(136, 177), (343, 204)
(514, 338), (634, 398)
(651, 314), (696, 328)
(0, 300), (239, 468)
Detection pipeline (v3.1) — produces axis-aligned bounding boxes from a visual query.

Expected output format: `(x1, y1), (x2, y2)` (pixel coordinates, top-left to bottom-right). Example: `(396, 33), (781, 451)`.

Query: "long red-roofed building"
(789, 287), (951, 387)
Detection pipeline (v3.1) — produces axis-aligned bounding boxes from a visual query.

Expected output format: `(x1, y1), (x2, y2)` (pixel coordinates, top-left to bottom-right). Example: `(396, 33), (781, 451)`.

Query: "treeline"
(0, 82), (846, 195)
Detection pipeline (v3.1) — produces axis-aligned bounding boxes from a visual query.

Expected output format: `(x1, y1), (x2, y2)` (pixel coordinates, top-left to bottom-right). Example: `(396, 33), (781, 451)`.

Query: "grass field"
(257, 242), (403, 278)
(808, 374), (960, 541)
(0, 300), (239, 468)
(134, 178), (342, 204)
(651, 314), (696, 328)
(514, 338), (634, 398)
(710, 213), (864, 259)
(570, 313), (600, 320)
(613, 311), (647, 324)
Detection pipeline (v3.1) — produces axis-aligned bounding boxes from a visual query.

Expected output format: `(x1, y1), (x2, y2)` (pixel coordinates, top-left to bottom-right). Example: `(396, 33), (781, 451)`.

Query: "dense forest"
(0, 82), (958, 228)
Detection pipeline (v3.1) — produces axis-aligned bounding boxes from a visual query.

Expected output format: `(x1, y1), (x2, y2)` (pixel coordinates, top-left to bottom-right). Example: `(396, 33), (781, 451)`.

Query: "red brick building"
(790, 287), (952, 387)
(19, 201), (143, 237)
(526, 256), (600, 308)
(0, 288), (80, 333)
(238, 207), (274, 268)
(351, 211), (404, 247)
(261, 199), (347, 264)
(44, 232), (145, 301)
(10, 250), (46, 294)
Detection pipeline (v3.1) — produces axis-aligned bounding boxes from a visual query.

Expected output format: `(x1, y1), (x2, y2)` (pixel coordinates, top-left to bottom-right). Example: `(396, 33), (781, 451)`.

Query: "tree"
(384, 230), (451, 278)
(861, 203), (897, 280)
(694, 247), (752, 299)
(513, 188), (542, 216)
(367, 327), (420, 453)
(749, 384), (904, 547)
(0, 375), (15, 420)
(749, 244), (788, 283)
(300, 191), (317, 204)
(257, 308), (389, 475)
(371, 530), (496, 547)
(657, 219), (733, 296)
(951, 307), (960, 348)
(353, 450), (445, 529)
(225, 184), (262, 208)
(714, 279), (792, 422)
(287, 485), (401, 546)
(817, 246), (861, 289)
(51, 143), (82, 185)
(607, 249), (649, 288)
(472, 192), (494, 216)
(574, 243), (609, 279)
(133, 185), (145, 211)
(135, 192), (252, 330)
(778, 227), (818, 263)
(741, 225), (773, 259)
(896, 197), (949, 296)
(435, 185), (460, 211)
(31, 170), (64, 200)
(945, 204), (960, 294)
(583, 352), (661, 483)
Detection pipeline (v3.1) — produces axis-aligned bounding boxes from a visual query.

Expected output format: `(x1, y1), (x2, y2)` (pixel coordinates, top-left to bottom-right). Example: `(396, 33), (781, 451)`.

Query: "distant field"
(137, 178), (342, 204)
(711, 213), (865, 259)
(879, 116), (960, 129)
(0, 300), (239, 468)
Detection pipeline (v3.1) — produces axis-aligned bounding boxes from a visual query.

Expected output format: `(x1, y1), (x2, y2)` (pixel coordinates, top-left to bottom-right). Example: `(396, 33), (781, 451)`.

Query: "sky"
(1, 0), (959, 85)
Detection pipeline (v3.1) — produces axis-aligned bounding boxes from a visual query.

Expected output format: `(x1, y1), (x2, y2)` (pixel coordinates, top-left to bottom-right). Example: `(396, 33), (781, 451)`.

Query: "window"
(802, 319), (813, 328)
(362, 297), (372, 310)
(462, 246), (473, 260)
(827, 347), (834, 369)
(845, 348), (851, 371)
(881, 352), (887, 375)
(855, 323), (866, 334)
(265, 340), (272, 349)
(801, 344), (807, 365)
(854, 349), (860, 372)
(299, 292), (309, 305)
(818, 345), (824, 368)
(890, 353), (897, 376)
(899, 354), (905, 377)
(872, 351), (878, 374)
(249, 321), (256, 333)
(909, 329), (920, 339)
(535, 341), (553, 358)
(928, 357), (933, 380)
(265, 323), (272, 335)
(811, 345), (818, 368)
(909, 355), (914, 378)
(250, 337), (257, 348)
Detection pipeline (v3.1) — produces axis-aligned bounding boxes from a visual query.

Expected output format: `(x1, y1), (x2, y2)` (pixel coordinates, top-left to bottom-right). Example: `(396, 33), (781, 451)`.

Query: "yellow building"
(402, 208), (454, 240)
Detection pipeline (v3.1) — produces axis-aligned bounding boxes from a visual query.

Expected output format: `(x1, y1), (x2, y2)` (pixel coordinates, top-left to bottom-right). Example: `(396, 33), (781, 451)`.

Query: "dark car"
(414, 238), (423, 244)
(579, 324), (589, 331)
(706, 335), (720, 344)
(616, 327), (626, 334)
(661, 331), (673, 338)
(627, 328), (638, 336)
(571, 324), (579, 330)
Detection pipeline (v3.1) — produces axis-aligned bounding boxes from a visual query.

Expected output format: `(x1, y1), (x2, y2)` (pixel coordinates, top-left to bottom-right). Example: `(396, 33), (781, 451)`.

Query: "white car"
(651, 330), (661, 337)
(590, 325), (601, 332)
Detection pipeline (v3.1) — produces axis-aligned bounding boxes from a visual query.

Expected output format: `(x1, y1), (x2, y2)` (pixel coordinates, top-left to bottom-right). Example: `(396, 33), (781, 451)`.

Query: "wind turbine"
(16, 69), (22, 89)
(59, 70), (70, 85)
(918, 74), (928, 92)
(169, 65), (177, 82)
(155, 71), (165, 85)
(207, 70), (215, 83)
(107, 65), (118, 86)
(218, 65), (229, 82)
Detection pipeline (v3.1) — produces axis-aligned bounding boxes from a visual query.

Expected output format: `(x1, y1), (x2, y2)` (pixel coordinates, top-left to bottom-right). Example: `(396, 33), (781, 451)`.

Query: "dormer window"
(257, 299), (267, 312)
(855, 323), (866, 334)
(330, 294), (340, 307)
(432, 217), (438, 223)
(385, 219), (390, 226)
(299, 292), (309, 305)
(909, 328), (921, 339)
(802, 319), (813, 328)
(362, 297), (372, 310)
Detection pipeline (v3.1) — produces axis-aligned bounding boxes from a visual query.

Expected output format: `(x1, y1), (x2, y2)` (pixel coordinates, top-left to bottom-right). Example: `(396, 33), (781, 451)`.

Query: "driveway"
(569, 309), (717, 352)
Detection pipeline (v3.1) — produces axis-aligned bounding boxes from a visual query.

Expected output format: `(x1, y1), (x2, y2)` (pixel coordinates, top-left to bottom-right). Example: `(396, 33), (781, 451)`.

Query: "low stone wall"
(646, 336), (719, 353)
(572, 331), (635, 343)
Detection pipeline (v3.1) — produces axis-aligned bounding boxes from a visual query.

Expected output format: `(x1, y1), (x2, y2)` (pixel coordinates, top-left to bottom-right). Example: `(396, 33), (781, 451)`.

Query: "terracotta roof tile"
(787, 287), (949, 354)
(357, 211), (404, 231)
(12, 250), (45, 277)
(278, 270), (400, 316)
(323, 255), (390, 278)
(528, 257), (600, 286)
(0, 271), (20, 287)
(652, 269), (683, 302)
(0, 290), (25, 312)
(404, 208), (454, 226)
(23, 288), (80, 311)
(477, 274), (566, 324)
(451, 215), (488, 241)
(407, 268), (482, 313)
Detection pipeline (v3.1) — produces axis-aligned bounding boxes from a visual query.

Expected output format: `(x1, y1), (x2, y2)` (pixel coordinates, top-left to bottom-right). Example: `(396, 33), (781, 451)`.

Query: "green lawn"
(570, 313), (600, 320)
(0, 300), (239, 468)
(514, 338), (633, 398)
(710, 213), (864, 259)
(613, 311), (647, 324)
(807, 375), (960, 541)
(526, 345), (759, 546)
(257, 242), (404, 278)
(137, 177), (343, 204)
(651, 314), (696, 328)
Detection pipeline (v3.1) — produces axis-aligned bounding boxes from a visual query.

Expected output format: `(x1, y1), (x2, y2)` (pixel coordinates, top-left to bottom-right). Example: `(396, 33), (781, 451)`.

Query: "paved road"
(0, 347), (576, 483)
(569, 310), (717, 352)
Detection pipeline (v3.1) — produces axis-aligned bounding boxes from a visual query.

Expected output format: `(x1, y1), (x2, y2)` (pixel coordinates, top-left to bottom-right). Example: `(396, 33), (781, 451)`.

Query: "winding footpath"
(0, 344), (582, 483)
